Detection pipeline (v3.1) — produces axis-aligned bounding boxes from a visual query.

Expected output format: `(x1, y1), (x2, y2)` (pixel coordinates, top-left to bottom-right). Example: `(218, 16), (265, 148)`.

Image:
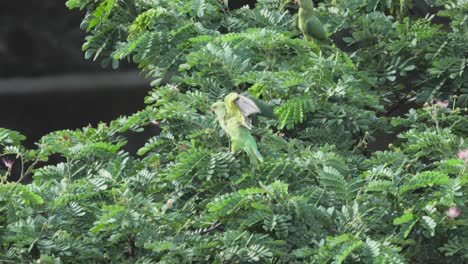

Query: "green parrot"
(211, 93), (264, 164)
(295, 0), (330, 45)
(224, 92), (262, 129)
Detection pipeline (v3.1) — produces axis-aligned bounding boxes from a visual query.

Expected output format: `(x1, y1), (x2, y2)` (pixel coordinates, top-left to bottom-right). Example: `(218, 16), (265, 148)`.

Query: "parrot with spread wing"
(224, 92), (262, 129)
(295, 0), (330, 45)
(211, 93), (264, 164)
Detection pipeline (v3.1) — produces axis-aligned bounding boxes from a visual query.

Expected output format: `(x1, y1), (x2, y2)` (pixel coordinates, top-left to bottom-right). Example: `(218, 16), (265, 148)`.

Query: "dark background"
(0, 0), (440, 179)
(0, 0), (150, 148)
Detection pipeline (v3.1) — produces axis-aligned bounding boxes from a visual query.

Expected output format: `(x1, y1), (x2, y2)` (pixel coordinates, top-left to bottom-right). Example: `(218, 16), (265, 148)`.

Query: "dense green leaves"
(1, 0), (467, 263)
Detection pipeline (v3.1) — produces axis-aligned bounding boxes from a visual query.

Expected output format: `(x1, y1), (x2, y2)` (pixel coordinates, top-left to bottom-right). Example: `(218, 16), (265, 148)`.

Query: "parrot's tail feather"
(245, 147), (264, 163)
(256, 149), (264, 163)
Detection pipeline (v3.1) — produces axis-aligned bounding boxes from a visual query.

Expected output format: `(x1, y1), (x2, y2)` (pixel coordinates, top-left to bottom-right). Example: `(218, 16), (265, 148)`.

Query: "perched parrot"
(224, 92), (261, 129)
(295, 0), (330, 45)
(211, 93), (264, 164)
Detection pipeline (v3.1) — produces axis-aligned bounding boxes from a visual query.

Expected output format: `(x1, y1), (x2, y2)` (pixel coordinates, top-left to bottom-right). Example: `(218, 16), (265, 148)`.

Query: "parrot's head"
(210, 101), (226, 116)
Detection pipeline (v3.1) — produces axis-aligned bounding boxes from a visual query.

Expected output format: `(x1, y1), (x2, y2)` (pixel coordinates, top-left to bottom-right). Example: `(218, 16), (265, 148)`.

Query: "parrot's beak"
(210, 107), (214, 113)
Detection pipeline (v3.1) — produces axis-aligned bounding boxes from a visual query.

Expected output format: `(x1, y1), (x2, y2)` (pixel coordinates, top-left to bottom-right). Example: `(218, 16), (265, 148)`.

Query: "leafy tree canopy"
(1, 0), (467, 263)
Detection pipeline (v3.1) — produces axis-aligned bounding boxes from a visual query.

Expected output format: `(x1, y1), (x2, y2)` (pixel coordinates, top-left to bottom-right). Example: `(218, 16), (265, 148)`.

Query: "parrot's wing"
(236, 95), (261, 129)
(236, 95), (261, 116)
(241, 93), (277, 119)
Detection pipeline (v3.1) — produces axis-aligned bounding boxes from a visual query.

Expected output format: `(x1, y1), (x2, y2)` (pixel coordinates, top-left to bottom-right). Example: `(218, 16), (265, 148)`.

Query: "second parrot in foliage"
(296, 0), (330, 45)
(211, 93), (264, 164)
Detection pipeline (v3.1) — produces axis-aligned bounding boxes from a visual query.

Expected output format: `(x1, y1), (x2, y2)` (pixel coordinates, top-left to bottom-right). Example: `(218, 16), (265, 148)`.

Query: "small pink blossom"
(150, 119), (167, 126)
(457, 149), (468, 161)
(434, 98), (449, 108)
(447, 207), (462, 219)
(178, 144), (188, 152)
(166, 198), (175, 208)
(2, 158), (14, 169)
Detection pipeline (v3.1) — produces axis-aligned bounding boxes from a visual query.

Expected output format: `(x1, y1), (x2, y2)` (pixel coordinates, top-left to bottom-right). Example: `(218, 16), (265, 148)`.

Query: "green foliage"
(276, 97), (315, 130)
(1, 0), (467, 263)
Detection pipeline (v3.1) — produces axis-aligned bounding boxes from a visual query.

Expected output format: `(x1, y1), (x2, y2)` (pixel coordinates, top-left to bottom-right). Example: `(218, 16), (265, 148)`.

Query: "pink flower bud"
(457, 149), (468, 161)
(166, 198), (175, 208)
(2, 158), (14, 169)
(434, 98), (449, 108)
(447, 207), (461, 219)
